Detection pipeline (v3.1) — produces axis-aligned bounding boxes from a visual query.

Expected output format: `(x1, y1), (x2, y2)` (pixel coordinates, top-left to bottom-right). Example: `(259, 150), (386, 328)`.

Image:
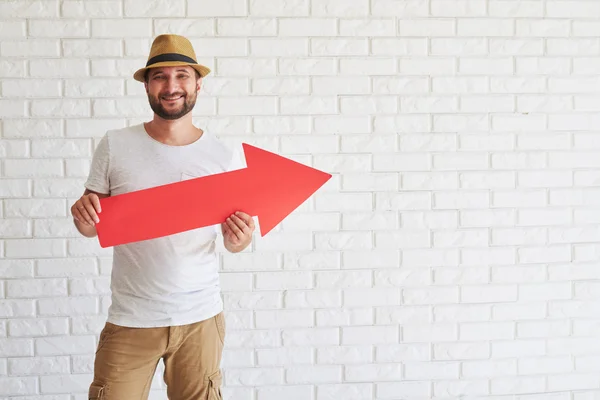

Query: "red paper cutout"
(95, 143), (332, 248)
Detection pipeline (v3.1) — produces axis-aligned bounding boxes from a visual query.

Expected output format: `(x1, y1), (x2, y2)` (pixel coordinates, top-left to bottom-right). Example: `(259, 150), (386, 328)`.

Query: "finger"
(89, 194), (102, 214)
(234, 211), (252, 225)
(222, 223), (239, 244)
(236, 212), (255, 232)
(226, 217), (244, 239)
(82, 198), (100, 223)
(73, 206), (93, 226)
(71, 208), (83, 224)
(231, 214), (250, 234)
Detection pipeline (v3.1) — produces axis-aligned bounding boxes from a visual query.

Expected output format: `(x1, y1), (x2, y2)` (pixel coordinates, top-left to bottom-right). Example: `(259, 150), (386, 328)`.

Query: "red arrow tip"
(242, 143), (332, 236)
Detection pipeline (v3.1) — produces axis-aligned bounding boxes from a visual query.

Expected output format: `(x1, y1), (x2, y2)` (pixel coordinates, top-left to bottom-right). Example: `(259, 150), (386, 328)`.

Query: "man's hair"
(144, 68), (201, 83)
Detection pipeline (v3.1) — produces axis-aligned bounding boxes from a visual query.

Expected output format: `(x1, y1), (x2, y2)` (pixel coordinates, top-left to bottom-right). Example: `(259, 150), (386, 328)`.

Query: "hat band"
(146, 53), (197, 67)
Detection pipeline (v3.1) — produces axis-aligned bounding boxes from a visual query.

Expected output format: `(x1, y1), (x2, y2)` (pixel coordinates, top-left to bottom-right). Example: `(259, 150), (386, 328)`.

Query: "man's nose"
(165, 77), (178, 92)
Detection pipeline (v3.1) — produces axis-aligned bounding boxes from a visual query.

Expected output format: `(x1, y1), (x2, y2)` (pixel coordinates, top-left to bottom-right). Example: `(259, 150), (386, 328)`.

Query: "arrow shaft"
(97, 168), (255, 247)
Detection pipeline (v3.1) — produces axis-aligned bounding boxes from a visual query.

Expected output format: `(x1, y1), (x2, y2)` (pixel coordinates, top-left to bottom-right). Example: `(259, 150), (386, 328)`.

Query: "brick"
(249, 0), (309, 16)
(431, 0), (486, 16)
(460, 209), (515, 227)
(124, 0), (184, 16)
(400, 18), (454, 36)
(311, 39), (368, 56)
(376, 192), (431, 211)
(373, 38), (427, 56)
(31, 100), (91, 118)
(38, 297), (95, 318)
(374, 76), (429, 94)
(345, 364), (401, 382)
(92, 19), (151, 38)
(376, 343), (430, 362)
(189, 0), (247, 16)
(317, 346), (372, 364)
(39, 374), (94, 393)
(278, 58), (335, 76)
(432, 77), (488, 94)
(404, 287), (459, 305)
(340, 59), (395, 76)
(404, 361), (460, 380)
(0, 377), (37, 396)
(313, 77), (370, 95)
(287, 365), (342, 383)
(2, 39), (60, 56)
(29, 20), (89, 38)
(2, 79), (61, 98)
(434, 267), (489, 285)
(286, 290), (341, 309)
(0, 59), (26, 77)
(431, 38), (487, 56)
(0, 100), (26, 117)
(375, 153), (430, 171)
(460, 171), (515, 189)
(340, 19), (394, 36)
(257, 348), (312, 366)
(6, 279), (67, 299)
(251, 77), (308, 95)
(62, 39), (121, 57)
(61, 1), (122, 17)
(518, 133), (571, 151)
(377, 381), (431, 398)
(317, 383), (372, 400)
(518, 57), (570, 75)
(250, 39), (308, 56)
(257, 385), (313, 400)
(279, 18), (336, 36)
(459, 58), (513, 75)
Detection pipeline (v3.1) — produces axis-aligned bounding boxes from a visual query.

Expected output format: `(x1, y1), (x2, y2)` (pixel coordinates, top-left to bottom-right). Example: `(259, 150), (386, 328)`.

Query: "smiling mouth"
(162, 95), (184, 102)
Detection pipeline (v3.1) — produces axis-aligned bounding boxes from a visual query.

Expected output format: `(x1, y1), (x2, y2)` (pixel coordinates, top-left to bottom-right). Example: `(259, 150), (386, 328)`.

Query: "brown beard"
(147, 89), (197, 120)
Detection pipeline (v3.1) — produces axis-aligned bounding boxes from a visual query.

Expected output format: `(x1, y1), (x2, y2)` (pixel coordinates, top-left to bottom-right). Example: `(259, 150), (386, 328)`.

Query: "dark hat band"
(146, 53), (197, 67)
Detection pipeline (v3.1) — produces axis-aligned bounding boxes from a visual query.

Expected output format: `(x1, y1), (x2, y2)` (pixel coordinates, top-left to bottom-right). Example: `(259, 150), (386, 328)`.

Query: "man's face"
(145, 66), (200, 120)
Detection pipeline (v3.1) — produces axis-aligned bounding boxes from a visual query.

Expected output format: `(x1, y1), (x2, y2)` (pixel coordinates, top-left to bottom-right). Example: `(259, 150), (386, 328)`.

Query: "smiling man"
(70, 34), (253, 399)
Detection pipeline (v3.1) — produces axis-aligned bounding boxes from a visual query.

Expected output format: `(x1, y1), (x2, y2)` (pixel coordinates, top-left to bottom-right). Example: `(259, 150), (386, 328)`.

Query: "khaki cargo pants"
(88, 311), (226, 399)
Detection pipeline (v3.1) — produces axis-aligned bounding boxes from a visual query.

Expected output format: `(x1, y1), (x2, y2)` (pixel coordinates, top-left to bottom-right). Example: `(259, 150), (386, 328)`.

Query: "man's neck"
(144, 115), (203, 146)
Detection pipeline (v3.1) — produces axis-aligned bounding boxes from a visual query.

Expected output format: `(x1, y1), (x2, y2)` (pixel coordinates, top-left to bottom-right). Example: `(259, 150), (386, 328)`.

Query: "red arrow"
(95, 143), (332, 248)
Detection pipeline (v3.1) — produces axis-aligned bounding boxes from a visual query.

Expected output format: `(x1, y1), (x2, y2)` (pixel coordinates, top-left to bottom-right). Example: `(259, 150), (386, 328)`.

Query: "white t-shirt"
(84, 123), (245, 328)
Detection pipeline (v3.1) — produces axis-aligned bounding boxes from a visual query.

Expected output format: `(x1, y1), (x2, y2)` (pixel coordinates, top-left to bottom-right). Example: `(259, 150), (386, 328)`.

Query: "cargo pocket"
(207, 370), (223, 400)
(88, 383), (106, 399)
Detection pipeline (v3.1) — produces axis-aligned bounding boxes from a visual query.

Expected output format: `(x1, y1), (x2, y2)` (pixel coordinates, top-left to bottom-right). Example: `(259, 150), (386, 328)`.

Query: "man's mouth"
(162, 95), (184, 102)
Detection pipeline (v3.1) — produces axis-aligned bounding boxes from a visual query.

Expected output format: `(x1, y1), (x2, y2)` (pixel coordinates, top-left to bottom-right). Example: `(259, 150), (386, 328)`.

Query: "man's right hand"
(71, 190), (109, 237)
(71, 192), (103, 226)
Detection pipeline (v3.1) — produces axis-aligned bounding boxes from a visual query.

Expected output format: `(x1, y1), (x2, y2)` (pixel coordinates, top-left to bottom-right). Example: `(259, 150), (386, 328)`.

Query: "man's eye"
(178, 75), (188, 79)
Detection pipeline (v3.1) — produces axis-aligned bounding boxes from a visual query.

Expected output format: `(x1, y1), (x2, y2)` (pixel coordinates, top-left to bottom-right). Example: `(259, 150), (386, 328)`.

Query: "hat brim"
(133, 61), (211, 82)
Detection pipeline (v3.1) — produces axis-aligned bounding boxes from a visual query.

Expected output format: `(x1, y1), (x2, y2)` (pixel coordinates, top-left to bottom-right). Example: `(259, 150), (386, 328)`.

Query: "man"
(71, 34), (254, 399)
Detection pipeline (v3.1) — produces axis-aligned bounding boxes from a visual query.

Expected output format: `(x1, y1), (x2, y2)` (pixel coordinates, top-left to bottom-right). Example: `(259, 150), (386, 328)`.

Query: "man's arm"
(71, 189), (110, 238)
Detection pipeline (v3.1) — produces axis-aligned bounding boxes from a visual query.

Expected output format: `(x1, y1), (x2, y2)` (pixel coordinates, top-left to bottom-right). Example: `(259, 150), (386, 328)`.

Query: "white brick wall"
(1, 0), (600, 398)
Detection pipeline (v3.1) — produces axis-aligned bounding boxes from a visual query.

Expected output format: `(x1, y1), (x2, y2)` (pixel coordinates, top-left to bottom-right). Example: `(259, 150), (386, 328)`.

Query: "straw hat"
(133, 34), (211, 82)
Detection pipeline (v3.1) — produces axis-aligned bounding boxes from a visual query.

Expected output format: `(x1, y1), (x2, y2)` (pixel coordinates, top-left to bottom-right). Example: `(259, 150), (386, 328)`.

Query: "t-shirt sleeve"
(84, 133), (110, 194)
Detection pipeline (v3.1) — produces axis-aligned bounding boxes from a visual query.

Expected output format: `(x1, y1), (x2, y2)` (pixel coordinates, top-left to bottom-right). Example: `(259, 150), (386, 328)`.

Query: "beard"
(147, 89), (197, 120)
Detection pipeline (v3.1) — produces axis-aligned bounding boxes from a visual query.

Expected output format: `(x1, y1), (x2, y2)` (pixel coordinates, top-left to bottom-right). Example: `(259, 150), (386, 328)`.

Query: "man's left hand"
(222, 211), (255, 253)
